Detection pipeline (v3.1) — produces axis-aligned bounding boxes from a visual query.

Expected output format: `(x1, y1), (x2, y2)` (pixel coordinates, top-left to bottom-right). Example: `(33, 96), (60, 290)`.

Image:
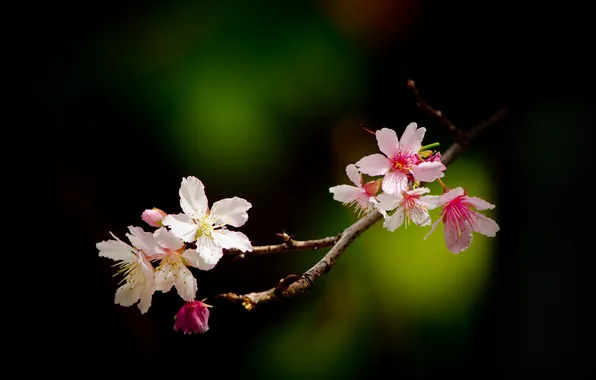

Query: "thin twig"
(225, 235), (341, 257)
(214, 103), (509, 310)
(407, 79), (468, 144)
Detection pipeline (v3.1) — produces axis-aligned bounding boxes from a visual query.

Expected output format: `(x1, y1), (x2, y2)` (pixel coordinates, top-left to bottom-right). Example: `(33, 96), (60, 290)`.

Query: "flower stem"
(420, 142), (440, 151)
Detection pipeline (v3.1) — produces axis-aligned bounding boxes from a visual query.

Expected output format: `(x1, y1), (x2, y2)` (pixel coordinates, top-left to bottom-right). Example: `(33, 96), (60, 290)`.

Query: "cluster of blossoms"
(96, 122), (500, 335)
(96, 176), (253, 334)
(329, 123), (499, 253)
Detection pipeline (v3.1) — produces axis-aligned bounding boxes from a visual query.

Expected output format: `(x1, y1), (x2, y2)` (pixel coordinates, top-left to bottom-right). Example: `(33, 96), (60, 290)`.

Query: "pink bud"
(174, 301), (210, 334)
(141, 208), (166, 227)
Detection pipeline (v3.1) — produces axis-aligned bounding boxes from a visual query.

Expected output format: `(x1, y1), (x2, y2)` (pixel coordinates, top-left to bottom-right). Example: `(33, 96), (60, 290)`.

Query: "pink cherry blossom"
(329, 164), (381, 215)
(163, 176), (253, 271)
(376, 187), (439, 231)
(96, 226), (157, 313)
(141, 208), (166, 227)
(424, 187), (499, 253)
(174, 300), (211, 334)
(355, 124), (446, 195)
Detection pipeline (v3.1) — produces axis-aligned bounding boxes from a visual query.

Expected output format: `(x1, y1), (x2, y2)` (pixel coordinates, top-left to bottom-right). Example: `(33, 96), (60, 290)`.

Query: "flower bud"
(141, 208), (166, 227)
(174, 300), (210, 334)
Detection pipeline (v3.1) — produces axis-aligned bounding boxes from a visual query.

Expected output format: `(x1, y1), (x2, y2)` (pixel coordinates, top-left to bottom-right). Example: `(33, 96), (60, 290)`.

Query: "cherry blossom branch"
(225, 235), (340, 258)
(213, 106), (507, 310)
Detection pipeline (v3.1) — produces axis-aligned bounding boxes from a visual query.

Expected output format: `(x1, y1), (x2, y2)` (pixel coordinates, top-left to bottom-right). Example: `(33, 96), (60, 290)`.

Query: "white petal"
(182, 248), (216, 271)
(408, 187), (430, 196)
(420, 195), (441, 210)
(179, 176), (208, 219)
(381, 171), (408, 195)
(399, 122), (425, 153)
(355, 154), (390, 176)
(192, 236), (225, 270)
(213, 230), (252, 252)
(464, 196), (496, 211)
(329, 185), (362, 203)
(96, 235), (135, 262)
(444, 220), (473, 253)
(115, 282), (143, 308)
(375, 128), (399, 157)
(211, 197), (252, 228)
(383, 208), (405, 232)
(137, 283), (156, 314)
(470, 212), (499, 237)
(411, 161), (445, 183)
(376, 192), (401, 211)
(126, 226), (157, 256)
(173, 265), (197, 302)
(439, 187), (465, 203)
(424, 218), (442, 240)
(162, 213), (198, 242)
(154, 227), (185, 250)
(345, 164), (362, 187)
(409, 206), (432, 226)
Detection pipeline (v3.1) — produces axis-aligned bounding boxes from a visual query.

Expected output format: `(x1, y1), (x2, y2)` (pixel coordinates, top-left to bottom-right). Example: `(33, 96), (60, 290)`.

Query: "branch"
(214, 105), (508, 310)
(407, 79), (468, 143)
(225, 235), (340, 258)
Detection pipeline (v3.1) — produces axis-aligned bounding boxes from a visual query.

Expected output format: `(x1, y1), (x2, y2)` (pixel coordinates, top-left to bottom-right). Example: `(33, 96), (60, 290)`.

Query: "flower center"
(391, 152), (415, 172)
(194, 215), (215, 240)
(443, 196), (473, 235)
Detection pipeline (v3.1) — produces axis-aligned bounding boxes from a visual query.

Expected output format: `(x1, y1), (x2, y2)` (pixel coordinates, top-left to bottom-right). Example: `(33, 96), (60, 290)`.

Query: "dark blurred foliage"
(38, 0), (594, 378)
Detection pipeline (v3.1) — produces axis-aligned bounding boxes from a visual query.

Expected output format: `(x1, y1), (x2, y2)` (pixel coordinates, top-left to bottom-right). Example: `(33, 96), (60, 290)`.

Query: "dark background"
(40, 0), (594, 377)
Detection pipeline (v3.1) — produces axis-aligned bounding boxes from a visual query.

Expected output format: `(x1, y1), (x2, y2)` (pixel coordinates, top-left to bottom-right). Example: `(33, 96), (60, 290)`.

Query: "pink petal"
(376, 192), (401, 211)
(411, 161), (445, 183)
(420, 195), (441, 210)
(464, 196), (495, 211)
(399, 122), (425, 153)
(154, 227), (185, 251)
(443, 220), (473, 253)
(381, 171), (408, 195)
(345, 164), (362, 187)
(470, 212), (499, 237)
(329, 185), (363, 203)
(439, 187), (465, 204)
(375, 128), (399, 157)
(355, 154), (391, 176)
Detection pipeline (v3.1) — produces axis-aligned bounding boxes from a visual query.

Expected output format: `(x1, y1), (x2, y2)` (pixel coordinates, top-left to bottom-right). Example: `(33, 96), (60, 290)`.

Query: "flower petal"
(115, 282), (143, 308)
(444, 219), (473, 253)
(470, 212), (499, 237)
(329, 185), (362, 203)
(399, 122), (425, 153)
(211, 197), (252, 228)
(126, 226), (157, 256)
(154, 227), (185, 250)
(345, 164), (362, 187)
(179, 176), (208, 219)
(376, 192), (401, 211)
(411, 161), (445, 183)
(213, 230), (252, 252)
(383, 208), (405, 232)
(191, 236), (225, 270)
(420, 195), (441, 210)
(96, 234), (136, 262)
(376, 128), (399, 157)
(409, 205), (431, 226)
(137, 284), (155, 314)
(424, 218), (442, 240)
(439, 187), (465, 203)
(355, 154), (390, 176)
(464, 196), (496, 211)
(162, 213), (198, 242)
(381, 171), (408, 195)
(173, 265), (197, 302)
